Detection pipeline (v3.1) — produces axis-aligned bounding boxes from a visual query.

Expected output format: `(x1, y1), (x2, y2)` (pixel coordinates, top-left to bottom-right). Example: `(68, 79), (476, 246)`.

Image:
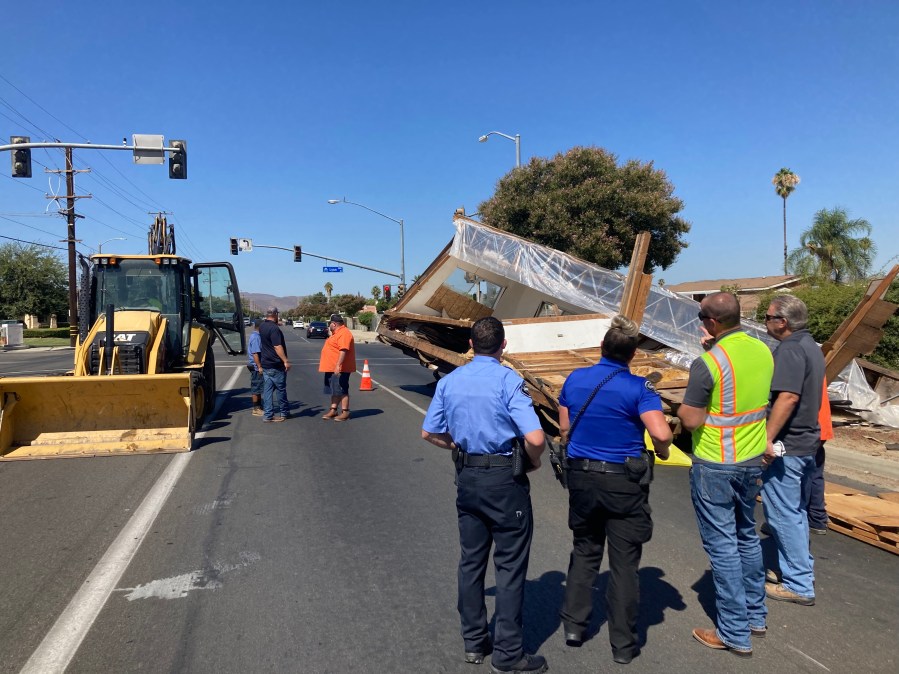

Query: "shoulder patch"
(520, 382), (532, 399)
(644, 380), (658, 394)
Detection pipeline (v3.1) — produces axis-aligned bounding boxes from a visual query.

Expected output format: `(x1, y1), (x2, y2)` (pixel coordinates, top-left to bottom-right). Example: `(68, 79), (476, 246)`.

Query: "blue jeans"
(762, 454), (816, 598)
(690, 463), (766, 651)
(262, 368), (289, 420)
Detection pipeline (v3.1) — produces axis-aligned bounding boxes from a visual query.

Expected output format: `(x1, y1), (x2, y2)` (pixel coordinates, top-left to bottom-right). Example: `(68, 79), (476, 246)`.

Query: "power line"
(0, 215), (91, 257)
(1, 78), (204, 267)
(0, 73), (89, 141)
(0, 213), (63, 239)
(0, 232), (68, 253)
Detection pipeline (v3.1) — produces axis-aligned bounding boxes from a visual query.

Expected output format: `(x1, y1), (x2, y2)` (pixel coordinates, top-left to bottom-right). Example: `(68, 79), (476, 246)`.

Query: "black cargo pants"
(560, 469), (653, 661)
(456, 464), (533, 670)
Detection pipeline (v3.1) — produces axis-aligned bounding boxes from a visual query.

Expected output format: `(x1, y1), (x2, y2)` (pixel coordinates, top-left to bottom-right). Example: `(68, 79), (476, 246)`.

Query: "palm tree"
(324, 282), (333, 300)
(371, 285), (381, 301)
(773, 168), (801, 274)
(787, 207), (876, 282)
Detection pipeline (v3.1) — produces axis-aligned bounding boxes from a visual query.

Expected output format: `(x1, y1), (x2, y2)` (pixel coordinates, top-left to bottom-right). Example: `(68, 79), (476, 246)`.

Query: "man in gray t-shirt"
(761, 295), (824, 607)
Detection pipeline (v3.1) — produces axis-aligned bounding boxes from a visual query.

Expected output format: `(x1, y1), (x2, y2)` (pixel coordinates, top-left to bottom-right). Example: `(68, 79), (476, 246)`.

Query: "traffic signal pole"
(2, 135), (187, 346)
(233, 242), (402, 280)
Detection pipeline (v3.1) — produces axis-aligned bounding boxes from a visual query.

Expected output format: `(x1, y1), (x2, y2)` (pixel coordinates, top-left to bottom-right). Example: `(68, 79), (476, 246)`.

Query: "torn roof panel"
(450, 216), (777, 356)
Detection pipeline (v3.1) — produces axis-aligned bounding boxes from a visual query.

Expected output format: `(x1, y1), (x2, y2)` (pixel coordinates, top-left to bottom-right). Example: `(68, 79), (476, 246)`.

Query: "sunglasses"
(697, 311), (713, 321)
(764, 314), (785, 322)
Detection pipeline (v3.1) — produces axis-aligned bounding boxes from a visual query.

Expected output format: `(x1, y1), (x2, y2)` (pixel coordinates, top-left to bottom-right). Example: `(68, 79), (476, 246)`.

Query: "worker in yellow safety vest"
(692, 329), (773, 463)
(677, 291), (774, 657)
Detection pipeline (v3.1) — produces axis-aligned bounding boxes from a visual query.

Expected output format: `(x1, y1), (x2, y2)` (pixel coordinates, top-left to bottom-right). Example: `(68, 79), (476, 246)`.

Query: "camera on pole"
(229, 238), (239, 256)
(11, 136), (32, 178)
(168, 140), (187, 179)
(294, 245), (302, 262)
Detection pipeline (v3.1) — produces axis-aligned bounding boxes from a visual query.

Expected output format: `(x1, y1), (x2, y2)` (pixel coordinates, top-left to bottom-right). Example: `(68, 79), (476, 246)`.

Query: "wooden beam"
(619, 232), (652, 326)
(822, 265), (899, 382)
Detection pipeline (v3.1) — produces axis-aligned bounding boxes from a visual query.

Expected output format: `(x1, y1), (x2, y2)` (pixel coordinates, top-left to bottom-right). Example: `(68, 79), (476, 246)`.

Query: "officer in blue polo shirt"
(422, 316), (548, 674)
(558, 315), (671, 666)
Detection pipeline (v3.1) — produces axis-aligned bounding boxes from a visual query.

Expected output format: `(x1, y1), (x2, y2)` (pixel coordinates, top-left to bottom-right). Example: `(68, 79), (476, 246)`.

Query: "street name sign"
(323, 266), (343, 272)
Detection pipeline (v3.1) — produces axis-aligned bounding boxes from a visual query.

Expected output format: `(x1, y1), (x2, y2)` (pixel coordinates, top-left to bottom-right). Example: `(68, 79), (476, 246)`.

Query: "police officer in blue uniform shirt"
(558, 315), (672, 666)
(422, 317), (548, 674)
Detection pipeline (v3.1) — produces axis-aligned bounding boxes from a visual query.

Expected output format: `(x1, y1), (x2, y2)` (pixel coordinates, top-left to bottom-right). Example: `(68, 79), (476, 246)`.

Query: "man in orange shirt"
(319, 313), (357, 422)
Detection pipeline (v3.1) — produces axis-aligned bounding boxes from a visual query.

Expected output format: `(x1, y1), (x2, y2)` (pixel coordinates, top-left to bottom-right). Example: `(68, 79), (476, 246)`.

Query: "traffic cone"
(359, 359), (373, 391)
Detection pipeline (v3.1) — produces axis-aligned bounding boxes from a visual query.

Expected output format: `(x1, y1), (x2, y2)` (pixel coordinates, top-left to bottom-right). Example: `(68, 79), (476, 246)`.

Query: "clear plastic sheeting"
(451, 217), (777, 358)
(451, 217), (899, 428)
(831, 360), (899, 428)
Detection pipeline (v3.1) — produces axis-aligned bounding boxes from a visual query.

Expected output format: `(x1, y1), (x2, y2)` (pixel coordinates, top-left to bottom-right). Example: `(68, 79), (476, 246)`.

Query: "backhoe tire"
(191, 371), (207, 429)
(202, 346), (216, 417)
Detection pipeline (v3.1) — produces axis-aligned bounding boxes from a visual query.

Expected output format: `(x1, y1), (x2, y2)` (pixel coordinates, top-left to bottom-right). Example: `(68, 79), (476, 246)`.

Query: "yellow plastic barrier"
(645, 431), (693, 467)
(0, 374), (195, 460)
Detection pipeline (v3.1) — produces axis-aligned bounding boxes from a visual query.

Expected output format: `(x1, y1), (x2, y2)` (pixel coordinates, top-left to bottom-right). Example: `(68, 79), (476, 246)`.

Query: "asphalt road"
(1, 333), (897, 673)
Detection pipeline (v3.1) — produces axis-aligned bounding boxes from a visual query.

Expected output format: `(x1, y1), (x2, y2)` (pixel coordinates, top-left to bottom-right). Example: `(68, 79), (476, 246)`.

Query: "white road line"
(786, 645), (831, 671)
(20, 366), (245, 674)
(367, 375), (429, 416)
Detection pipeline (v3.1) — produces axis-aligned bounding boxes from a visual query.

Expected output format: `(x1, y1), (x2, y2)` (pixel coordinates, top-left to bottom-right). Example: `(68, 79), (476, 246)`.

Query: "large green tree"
(333, 293), (366, 317)
(787, 207), (876, 283)
(772, 167), (800, 274)
(0, 243), (68, 320)
(477, 146), (690, 272)
(293, 292), (334, 320)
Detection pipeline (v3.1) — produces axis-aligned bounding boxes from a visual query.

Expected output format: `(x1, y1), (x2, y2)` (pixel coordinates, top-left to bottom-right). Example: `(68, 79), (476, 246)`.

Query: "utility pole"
(48, 148), (90, 346)
(66, 148), (77, 346)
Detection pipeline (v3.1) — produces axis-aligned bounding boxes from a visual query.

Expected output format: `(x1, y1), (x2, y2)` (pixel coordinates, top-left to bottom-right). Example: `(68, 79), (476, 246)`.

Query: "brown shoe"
(766, 582), (815, 606)
(334, 409), (351, 422)
(322, 407), (338, 419)
(251, 407), (264, 416)
(272, 416), (286, 423)
(692, 628), (752, 657)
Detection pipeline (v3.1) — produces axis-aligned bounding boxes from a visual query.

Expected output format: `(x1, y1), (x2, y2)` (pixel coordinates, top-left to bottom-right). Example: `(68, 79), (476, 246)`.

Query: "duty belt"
(461, 452), (514, 468)
(566, 458), (627, 474)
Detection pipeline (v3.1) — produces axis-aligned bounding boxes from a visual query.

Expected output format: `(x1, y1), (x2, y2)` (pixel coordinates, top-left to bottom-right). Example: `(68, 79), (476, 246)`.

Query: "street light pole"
(478, 131), (521, 168)
(98, 237), (126, 253)
(327, 197), (405, 288)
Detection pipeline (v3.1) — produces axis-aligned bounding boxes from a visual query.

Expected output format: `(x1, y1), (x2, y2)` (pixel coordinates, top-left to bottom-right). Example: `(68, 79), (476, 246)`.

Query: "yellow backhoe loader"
(0, 222), (245, 459)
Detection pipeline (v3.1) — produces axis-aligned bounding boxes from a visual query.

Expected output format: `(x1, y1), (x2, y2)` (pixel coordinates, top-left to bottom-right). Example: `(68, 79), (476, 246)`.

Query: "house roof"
(665, 275), (800, 293)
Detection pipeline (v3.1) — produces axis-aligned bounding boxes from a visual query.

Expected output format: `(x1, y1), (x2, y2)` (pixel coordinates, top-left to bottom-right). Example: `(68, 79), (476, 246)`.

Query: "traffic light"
(397, 284), (406, 298)
(383, 284), (391, 301)
(230, 238), (239, 255)
(168, 139), (187, 179)
(293, 245), (302, 262)
(11, 136), (31, 178)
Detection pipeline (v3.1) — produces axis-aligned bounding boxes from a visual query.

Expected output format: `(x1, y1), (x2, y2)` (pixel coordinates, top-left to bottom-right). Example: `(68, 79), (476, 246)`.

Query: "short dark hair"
(601, 315), (640, 362)
(470, 316), (504, 355)
(329, 313), (344, 324)
(701, 292), (741, 329)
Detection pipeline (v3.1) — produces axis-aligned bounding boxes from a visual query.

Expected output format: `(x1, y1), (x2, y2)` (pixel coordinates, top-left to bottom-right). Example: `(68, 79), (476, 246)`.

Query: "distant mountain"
(240, 293), (301, 314)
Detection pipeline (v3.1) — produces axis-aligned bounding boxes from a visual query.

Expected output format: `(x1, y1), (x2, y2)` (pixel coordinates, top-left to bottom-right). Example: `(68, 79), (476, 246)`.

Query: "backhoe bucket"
(0, 374), (195, 460)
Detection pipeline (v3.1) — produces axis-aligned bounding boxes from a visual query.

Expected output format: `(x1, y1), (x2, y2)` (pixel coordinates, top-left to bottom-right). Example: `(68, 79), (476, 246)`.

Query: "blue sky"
(3, 1), (897, 300)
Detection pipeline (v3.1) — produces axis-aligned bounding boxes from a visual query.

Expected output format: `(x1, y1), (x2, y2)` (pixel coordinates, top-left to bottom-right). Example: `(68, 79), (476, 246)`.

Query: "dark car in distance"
(306, 321), (328, 339)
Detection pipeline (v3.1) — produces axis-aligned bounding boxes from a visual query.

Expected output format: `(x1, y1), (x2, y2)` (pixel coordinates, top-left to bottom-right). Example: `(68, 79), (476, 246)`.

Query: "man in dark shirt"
(761, 295), (825, 606)
(259, 306), (291, 422)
